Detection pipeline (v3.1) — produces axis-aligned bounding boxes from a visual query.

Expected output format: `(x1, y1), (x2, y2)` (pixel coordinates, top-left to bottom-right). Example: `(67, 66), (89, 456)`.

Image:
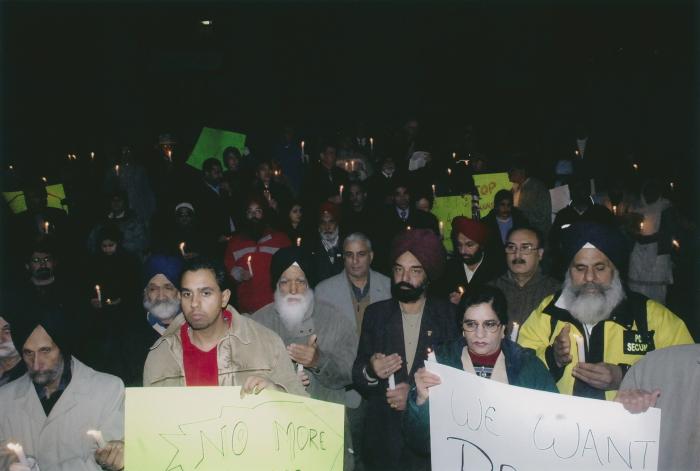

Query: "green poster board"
(125, 386), (344, 471)
(472, 172), (512, 214)
(431, 194), (472, 252)
(187, 127), (247, 170)
(3, 183), (69, 214)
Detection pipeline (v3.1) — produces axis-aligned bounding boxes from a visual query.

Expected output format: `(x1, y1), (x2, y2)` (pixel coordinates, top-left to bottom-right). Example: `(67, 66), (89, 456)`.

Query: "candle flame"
(457, 286), (464, 295)
(296, 237), (302, 247)
(672, 239), (680, 249)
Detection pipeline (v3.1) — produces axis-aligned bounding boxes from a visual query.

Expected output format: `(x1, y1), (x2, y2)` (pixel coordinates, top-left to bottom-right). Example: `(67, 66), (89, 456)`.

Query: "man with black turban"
(0, 306), (125, 471)
(518, 222), (693, 400)
(252, 247), (357, 470)
(352, 229), (459, 471)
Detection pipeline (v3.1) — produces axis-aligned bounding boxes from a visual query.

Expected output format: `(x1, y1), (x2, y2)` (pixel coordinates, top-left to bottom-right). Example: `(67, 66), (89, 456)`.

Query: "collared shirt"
(147, 312), (169, 336)
(463, 253), (485, 283)
(397, 207), (409, 221)
(35, 356), (72, 415)
(349, 275), (370, 302)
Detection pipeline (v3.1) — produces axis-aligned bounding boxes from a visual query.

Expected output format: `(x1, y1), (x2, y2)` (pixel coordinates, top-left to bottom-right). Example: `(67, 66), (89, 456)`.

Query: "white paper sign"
(427, 362), (660, 471)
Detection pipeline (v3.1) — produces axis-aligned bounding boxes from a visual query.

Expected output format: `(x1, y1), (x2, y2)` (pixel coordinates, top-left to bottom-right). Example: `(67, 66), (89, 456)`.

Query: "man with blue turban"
(518, 222), (693, 400)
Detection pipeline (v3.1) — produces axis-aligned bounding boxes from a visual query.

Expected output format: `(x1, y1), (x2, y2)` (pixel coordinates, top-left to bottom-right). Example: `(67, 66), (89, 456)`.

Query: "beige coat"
(143, 307), (306, 397)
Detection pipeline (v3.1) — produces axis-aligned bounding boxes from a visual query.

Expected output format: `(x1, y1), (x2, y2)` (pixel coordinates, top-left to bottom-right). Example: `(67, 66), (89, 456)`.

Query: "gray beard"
(0, 340), (17, 360)
(274, 289), (314, 332)
(143, 295), (181, 321)
(561, 271), (626, 325)
(30, 354), (64, 387)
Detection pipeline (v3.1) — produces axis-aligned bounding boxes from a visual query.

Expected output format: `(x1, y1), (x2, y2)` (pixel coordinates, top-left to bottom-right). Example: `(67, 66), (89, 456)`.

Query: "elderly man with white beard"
(126, 254), (183, 386)
(252, 247), (357, 470)
(518, 222), (693, 400)
(0, 316), (25, 386)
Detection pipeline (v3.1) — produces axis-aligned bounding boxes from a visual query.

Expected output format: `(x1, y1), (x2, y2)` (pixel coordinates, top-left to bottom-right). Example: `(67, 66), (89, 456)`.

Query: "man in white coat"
(0, 307), (124, 471)
(315, 232), (391, 469)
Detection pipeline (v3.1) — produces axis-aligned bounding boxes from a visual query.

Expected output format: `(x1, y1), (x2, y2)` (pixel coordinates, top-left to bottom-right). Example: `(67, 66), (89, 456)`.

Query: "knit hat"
(561, 222), (629, 271)
(143, 254), (184, 289)
(390, 228), (446, 281)
(319, 202), (341, 223)
(451, 216), (489, 245)
(270, 247), (316, 289)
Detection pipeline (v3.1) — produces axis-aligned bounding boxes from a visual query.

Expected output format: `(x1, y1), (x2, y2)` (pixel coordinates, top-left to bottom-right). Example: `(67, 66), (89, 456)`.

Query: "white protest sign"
(427, 362), (660, 471)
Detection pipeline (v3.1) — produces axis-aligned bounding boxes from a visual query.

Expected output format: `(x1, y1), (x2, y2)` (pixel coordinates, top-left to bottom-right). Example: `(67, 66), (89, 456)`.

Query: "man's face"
(455, 233), (482, 265)
(23, 325), (63, 387)
(27, 251), (55, 282)
(0, 317), (17, 359)
(100, 239), (118, 256)
(109, 196), (126, 214)
(143, 274), (181, 321)
(508, 169), (525, 184)
(393, 186), (410, 210)
(319, 212), (338, 237)
(246, 202), (264, 221)
(277, 264), (309, 297)
(382, 159), (396, 175)
(320, 147), (337, 169)
(495, 198), (512, 219)
(204, 164), (223, 185)
(275, 264), (313, 328)
(181, 269), (230, 331)
(344, 240), (373, 280)
(392, 251), (428, 303)
(349, 185), (366, 211)
(224, 153), (239, 171)
(257, 164), (271, 183)
(415, 197), (431, 213)
(569, 248), (615, 291)
(505, 229), (543, 276)
(176, 208), (194, 227)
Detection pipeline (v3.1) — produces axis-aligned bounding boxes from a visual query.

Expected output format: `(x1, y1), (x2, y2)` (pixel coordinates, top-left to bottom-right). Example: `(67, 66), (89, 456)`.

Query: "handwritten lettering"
(450, 388), (500, 436)
(273, 421), (328, 460)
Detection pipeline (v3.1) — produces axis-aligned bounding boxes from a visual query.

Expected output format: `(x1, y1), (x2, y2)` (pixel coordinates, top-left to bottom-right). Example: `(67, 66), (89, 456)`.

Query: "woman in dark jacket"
(403, 286), (557, 455)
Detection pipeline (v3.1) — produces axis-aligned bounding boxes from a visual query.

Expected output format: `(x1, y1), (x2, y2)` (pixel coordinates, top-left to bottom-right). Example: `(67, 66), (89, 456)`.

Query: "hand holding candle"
(574, 333), (585, 362)
(247, 255), (253, 277)
(426, 348), (436, 363)
(388, 373), (396, 390)
(87, 430), (107, 448)
(296, 237), (302, 247)
(7, 443), (29, 466)
(179, 242), (186, 257)
(510, 322), (520, 342)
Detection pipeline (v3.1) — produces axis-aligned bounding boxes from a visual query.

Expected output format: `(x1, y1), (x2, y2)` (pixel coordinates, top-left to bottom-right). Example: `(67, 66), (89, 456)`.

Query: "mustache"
(395, 282), (415, 290)
(511, 259), (526, 265)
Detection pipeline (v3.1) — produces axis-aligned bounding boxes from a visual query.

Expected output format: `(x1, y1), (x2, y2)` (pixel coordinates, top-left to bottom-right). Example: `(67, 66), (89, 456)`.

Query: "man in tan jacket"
(143, 256), (305, 397)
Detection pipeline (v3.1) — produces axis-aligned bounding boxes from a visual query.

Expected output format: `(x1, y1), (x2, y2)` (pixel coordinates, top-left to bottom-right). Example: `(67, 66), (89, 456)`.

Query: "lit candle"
(339, 185), (344, 197)
(179, 242), (186, 257)
(427, 348), (436, 363)
(447, 168), (452, 177)
(575, 149), (579, 157)
(457, 286), (464, 296)
(510, 322), (520, 342)
(297, 363), (304, 374)
(300, 140), (305, 159)
(350, 160), (355, 172)
(7, 443), (29, 466)
(574, 334), (585, 362)
(439, 221), (444, 236)
(465, 160), (470, 166)
(41, 176), (47, 183)
(247, 255), (253, 277)
(670, 182), (675, 190)
(406, 225), (412, 231)
(672, 239), (680, 250)
(388, 373), (396, 390)
(95, 285), (102, 303)
(9, 165), (13, 170)
(44, 221), (50, 234)
(452, 152), (456, 159)
(612, 205), (617, 216)
(640, 221), (645, 232)
(115, 165), (120, 176)
(633, 163), (639, 171)
(67, 153), (72, 161)
(90, 152), (95, 160)
(344, 161), (349, 171)
(431, 184), (436, 197)
(166, 149), (172, 162)
(296, 237), (302, 247)
(369, 137), (374, 153)
(87, 430), (107, 448)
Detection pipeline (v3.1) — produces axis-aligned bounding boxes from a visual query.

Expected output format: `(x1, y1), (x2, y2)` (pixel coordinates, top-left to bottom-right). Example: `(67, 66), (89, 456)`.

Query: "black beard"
(391, 281), (426, 303)
(462, 248), (484, 266)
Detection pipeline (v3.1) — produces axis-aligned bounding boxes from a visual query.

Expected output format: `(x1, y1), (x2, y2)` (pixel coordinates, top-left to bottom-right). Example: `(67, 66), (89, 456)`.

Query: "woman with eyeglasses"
(403, 286), (557, 453)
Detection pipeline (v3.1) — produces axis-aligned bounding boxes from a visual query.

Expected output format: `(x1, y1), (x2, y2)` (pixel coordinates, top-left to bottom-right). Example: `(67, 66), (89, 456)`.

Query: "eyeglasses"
(30, 257), (52, 264)
(462, 320), (501, 333)
(505, 243), (539, 255)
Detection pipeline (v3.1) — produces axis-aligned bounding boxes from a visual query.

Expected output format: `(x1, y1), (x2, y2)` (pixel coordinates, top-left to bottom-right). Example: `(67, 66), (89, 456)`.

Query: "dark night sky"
(1, 2), (698, 176)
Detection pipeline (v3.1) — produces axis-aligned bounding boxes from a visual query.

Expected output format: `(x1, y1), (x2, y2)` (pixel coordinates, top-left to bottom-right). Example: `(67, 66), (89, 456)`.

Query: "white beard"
(561, 271), (626, 325)
(0, 340), (17, 360)
(274, 289), (314, 332)
(143, 295), (181, 322)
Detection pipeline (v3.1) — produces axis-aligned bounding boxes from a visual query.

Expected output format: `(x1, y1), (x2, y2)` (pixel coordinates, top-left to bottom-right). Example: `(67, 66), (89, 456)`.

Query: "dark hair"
(348, 180), (366, 193)
(182, 256), (227, 291)
(202, 158), (222, 173)
(96, 223), (123, 246)
(223, 146), (242, 159)
(458, 286), (508, 325)
(26, 235), (56, 260)
(320, 141), (337, 153)
(493, 189), (513, 206)
(505, 225), (544, 249)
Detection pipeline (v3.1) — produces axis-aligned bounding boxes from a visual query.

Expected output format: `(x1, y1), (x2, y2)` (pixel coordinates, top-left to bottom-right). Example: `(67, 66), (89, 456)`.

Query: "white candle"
(431, 184), (436, 197)
(369, 137), (374, 153)
(670, 182), (674, 190)
(179, 242), (186, 257)
(87, 430), (107, 448)
(166, 149), (172, 162)
(457, 286), (464, 296)
(406, 225), (412, 231)
(672, 239), (680, 250)
(388, 373), (396, 390)
(339, 185), (344, 197)
(633, 163), (639, 171)
(439, 221), (444, 236)
(510, 322), (520, 342)
(300, 140), (305, 158)
(115, 165), (120, 176)
(612, 205), (617, 216)
(296, 237), (302, 247)
(44, 221), (50, 234)
(95, 285), (102, 303)
(427, 348), (436, 362)
(297, 363), (304, 374)
(447, 168), (452, 177)
(452, 152), (456, 159)
(41, 176), (47, 183)
(247, 255), (253, 277)
(574, 334), (585, 362)
(7, 443), (29, 466)
(90, 152), (95, 160)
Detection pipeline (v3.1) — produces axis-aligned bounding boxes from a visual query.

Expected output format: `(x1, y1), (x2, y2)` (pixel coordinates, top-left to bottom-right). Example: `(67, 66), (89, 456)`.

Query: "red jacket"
(224, 230), (291, 313)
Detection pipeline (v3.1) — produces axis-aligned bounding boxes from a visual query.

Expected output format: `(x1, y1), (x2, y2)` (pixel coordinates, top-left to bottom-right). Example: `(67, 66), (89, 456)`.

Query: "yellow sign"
(472, 172), (512, 214)
(125, 387), (344, 471)
(3, 184), (69, 214)
(431, 195), (473, 252)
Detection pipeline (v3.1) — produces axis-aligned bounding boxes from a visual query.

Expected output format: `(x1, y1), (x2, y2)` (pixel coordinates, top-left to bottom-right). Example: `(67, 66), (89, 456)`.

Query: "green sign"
(3, 184), (69, 214)
(187, 127), (247, 170)
(432, 194), (473, 252)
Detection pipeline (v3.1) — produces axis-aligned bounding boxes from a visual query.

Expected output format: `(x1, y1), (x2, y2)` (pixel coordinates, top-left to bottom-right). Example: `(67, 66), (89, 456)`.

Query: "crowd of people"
(0, 119), (697, 471)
